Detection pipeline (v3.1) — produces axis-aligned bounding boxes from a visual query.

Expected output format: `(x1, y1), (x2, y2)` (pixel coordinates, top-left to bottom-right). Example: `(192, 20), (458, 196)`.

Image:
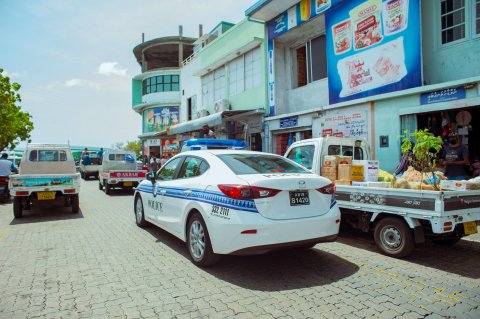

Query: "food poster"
(326, 0), (421, 104)
(143, 106), (180, 133)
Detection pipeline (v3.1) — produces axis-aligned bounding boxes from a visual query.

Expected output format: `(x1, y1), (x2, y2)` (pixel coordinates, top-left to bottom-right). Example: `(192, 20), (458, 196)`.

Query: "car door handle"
(159, 189), (166, 195)
(183, 190), (192, 196)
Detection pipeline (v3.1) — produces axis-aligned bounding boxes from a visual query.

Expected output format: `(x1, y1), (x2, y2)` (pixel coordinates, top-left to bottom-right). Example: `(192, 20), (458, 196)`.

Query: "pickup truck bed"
(335, 185), (480, 257)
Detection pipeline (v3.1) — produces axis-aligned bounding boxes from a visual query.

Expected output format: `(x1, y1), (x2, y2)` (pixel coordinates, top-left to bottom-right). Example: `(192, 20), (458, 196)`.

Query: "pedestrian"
(150, 155), (158, 172)
(393, 143), (416, 177)
(0, 153), (18, 176)
(80, 147), (88, 163)
(160, 155), (167, 168)
(200, 124), (216, 139)
(440, 131), (470, 180)
(97, 148), (104, 164)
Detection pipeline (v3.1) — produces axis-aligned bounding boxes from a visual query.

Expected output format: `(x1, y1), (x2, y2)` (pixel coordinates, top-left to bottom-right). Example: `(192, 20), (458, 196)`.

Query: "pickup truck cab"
(9, 144), (81, 218)
(98, 150), (147, 195)
(285, 137), (480, 258)
(79, 151), (101, 179)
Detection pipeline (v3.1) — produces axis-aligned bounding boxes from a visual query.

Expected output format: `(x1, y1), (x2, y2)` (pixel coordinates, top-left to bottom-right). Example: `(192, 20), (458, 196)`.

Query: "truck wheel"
(99, 181), (103, 190)
(134, 195), (147, 228)
(374, 217), (414, 258)
(105, 182), (111, 195)
(71, 194), (79, 213)
(187, 212), (220, 267)
(13, 197), (23, 218)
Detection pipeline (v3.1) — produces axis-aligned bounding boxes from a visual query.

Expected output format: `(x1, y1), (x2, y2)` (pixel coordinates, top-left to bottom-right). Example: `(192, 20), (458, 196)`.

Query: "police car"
(134, 149), (340, 267)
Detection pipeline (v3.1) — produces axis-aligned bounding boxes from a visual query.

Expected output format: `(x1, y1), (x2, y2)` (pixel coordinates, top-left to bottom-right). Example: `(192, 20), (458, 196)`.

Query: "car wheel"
(13, 197), (23, 218)
(71, 194), (79, 213)
(374, 217), (414, 258)
(105, 182), (111, 195)
(134, 195), (147, 228)
(187, 213), (219, 267)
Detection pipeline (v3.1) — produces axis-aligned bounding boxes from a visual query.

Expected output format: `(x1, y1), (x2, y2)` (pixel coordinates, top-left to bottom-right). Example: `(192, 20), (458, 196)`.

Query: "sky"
(0, 0), (258, 149)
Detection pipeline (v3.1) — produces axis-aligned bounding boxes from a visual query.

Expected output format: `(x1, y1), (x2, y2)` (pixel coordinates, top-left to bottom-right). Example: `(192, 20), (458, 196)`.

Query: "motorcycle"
(0, 176), (10, 203)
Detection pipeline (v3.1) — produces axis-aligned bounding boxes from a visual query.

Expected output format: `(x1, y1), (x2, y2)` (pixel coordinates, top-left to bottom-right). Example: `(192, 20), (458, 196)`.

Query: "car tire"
(187, 212), (219, 267)
(105, 182), (111, 195)
(71, 194), (79, 213)
(13, 197), (23, 218)
(374, 217), (414, 258)
(134, 195), (147, 228)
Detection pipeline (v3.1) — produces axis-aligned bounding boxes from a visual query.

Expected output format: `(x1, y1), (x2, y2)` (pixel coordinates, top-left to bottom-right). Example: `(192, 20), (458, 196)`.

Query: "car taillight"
(0, 177), (8, 182)
(218, 185), (281, 200)
(316, 183), (336, 195)
(64, 189), (75, 194)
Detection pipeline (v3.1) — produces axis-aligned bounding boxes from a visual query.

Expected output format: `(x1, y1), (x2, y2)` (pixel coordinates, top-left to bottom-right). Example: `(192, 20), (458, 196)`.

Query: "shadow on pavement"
(9, 202), (84, 225)
(338, 227), (480, 279)
(145, 224), (359, 291)
(104, 190), (136, 197)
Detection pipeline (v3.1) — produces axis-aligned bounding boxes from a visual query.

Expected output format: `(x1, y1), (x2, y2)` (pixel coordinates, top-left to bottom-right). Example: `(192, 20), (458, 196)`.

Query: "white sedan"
(134, 150), (340, 267)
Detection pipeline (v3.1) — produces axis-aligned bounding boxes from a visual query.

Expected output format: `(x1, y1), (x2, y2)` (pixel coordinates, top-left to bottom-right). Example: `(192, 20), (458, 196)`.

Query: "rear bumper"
(208, 205), (341, 255)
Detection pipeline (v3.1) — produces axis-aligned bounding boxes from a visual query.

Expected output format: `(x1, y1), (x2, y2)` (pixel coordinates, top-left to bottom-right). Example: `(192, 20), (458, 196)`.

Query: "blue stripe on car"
(136, 184), (258, 213)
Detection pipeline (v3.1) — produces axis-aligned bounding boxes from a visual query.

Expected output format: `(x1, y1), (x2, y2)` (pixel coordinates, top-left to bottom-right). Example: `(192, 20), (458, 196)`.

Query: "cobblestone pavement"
(0, 180), (480, 319)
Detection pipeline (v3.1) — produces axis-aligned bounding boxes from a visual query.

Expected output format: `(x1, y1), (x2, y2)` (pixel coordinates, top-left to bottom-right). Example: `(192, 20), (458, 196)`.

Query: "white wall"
(180, 58), (202, 123)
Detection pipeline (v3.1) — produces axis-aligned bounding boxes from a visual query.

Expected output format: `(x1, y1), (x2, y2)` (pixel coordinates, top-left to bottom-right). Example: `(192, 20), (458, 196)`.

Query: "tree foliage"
(124, 140), (142, 156)
(401, 129), (443, 173)
(0, 68), (34, 150)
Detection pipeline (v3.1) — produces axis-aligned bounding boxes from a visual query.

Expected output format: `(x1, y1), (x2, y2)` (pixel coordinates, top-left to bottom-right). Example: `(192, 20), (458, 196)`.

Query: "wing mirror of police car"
(146, 172), (156, 182)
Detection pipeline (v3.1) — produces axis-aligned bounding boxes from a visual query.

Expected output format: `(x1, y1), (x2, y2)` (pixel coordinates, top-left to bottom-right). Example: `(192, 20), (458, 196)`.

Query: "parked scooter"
(0, 176), (10, 203)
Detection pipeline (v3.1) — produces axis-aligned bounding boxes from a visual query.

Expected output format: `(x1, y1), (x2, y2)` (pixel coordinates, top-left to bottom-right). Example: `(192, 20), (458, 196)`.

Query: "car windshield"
(217, 154), (311, 175)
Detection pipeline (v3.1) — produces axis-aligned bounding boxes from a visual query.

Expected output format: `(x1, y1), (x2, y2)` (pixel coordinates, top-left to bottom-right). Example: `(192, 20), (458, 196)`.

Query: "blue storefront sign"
(280, 116), (298, 128)
(325, 0), (422, 104)
(420, 87), (466, 105)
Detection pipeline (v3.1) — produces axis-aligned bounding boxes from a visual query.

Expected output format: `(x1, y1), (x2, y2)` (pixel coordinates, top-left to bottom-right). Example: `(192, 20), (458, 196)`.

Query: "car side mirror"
(146, 172), (156, 182)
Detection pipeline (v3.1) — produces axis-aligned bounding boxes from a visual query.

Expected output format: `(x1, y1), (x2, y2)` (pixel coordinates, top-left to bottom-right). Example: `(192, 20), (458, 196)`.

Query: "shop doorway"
(416, 107), (480, 165)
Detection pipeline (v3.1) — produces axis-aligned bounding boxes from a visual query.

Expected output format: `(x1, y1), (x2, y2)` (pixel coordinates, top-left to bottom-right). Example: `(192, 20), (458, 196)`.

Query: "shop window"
(294, 35), (327, 88)
(441, 0), (466, 44)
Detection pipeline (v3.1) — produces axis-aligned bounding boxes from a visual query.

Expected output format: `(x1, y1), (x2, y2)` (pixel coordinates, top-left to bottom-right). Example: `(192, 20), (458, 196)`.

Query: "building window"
(214, 68), (225, 101)
(228, 47), (261, 97)
(202, 72), (215, 106)
(142, 74), (180, 95)
(476, 0), (480, 34)
(441, 0), (466, 44)
(294, 35), (328, 88)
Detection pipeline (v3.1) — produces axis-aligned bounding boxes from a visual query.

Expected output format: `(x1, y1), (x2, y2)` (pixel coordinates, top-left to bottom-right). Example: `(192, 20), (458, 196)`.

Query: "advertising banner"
(326, 0), (421, 104)
(143, 106), (179, 133)
(11, 177), (74, 188)
(321, 111), (368, 139)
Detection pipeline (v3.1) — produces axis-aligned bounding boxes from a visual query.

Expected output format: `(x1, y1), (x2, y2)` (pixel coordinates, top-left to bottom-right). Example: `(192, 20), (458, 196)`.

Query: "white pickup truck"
(9, 144), (81, 218)
(285, 137), (480, 257)
(98, 150), (147, 195)
(79, 151), (101, 180)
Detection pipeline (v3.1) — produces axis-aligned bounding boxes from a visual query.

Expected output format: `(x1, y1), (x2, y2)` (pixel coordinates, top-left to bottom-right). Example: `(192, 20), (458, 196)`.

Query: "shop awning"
(167, 110), (261, 135)
(245, 0), (299, 21)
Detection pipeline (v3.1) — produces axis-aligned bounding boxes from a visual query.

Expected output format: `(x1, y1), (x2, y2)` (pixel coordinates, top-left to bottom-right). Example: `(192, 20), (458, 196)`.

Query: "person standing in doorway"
(441, 132), (470, 180)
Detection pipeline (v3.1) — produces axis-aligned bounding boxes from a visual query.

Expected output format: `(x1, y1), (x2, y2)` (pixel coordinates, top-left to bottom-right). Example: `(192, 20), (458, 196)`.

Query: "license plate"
(289, 191), (310, 206)
(37, 192), (56, 200)
(464, 221), (478, 235)
(123, 182), (133, 187)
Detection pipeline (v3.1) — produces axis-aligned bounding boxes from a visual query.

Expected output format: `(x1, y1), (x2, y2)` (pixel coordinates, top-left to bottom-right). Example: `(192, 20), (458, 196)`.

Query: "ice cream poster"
(143, 106), (180, 133)
(326, 0), (421, 104)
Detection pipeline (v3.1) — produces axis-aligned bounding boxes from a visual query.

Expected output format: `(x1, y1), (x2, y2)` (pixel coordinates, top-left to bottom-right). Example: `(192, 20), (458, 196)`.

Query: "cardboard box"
(338, 164), (352, 181)
(367, 182), (391, 188)
(351, 181), (369, 187)
(335, 180), (352, 186)
(440, 180), (480, 191)
(352, 160), (379, 182)
(351, 165), (365, 181)
(322, 174), (337, 182)
(321, 166), (337, 175)
(337, 156), (352, 165)
(323, 155), (337, 167)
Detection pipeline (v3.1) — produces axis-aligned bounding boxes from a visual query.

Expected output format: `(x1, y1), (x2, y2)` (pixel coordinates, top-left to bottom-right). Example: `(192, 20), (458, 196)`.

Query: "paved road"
(0, 179), (480, 319)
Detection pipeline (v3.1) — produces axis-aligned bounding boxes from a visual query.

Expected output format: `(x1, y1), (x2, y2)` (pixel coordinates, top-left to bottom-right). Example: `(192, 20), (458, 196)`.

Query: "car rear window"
(29, 150), (68, 162)
(218, 154), (311, 175)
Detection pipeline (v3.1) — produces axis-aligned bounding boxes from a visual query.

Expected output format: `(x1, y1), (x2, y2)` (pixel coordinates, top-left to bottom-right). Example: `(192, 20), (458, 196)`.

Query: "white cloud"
(97, 62), (127, 77)
(2, 69), (21, 79)
(65, 78), (87, 87)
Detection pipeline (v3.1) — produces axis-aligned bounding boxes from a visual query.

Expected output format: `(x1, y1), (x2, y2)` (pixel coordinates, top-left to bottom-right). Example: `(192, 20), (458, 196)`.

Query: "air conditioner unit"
(196, 108), (210, 119)
(214, 99), (230, 113)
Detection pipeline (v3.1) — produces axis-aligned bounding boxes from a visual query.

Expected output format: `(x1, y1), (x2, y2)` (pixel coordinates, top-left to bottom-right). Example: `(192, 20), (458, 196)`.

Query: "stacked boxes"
(352, 160), (379, 182)
(321, 155), (353, 185)
(321, 156), (338, 181)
